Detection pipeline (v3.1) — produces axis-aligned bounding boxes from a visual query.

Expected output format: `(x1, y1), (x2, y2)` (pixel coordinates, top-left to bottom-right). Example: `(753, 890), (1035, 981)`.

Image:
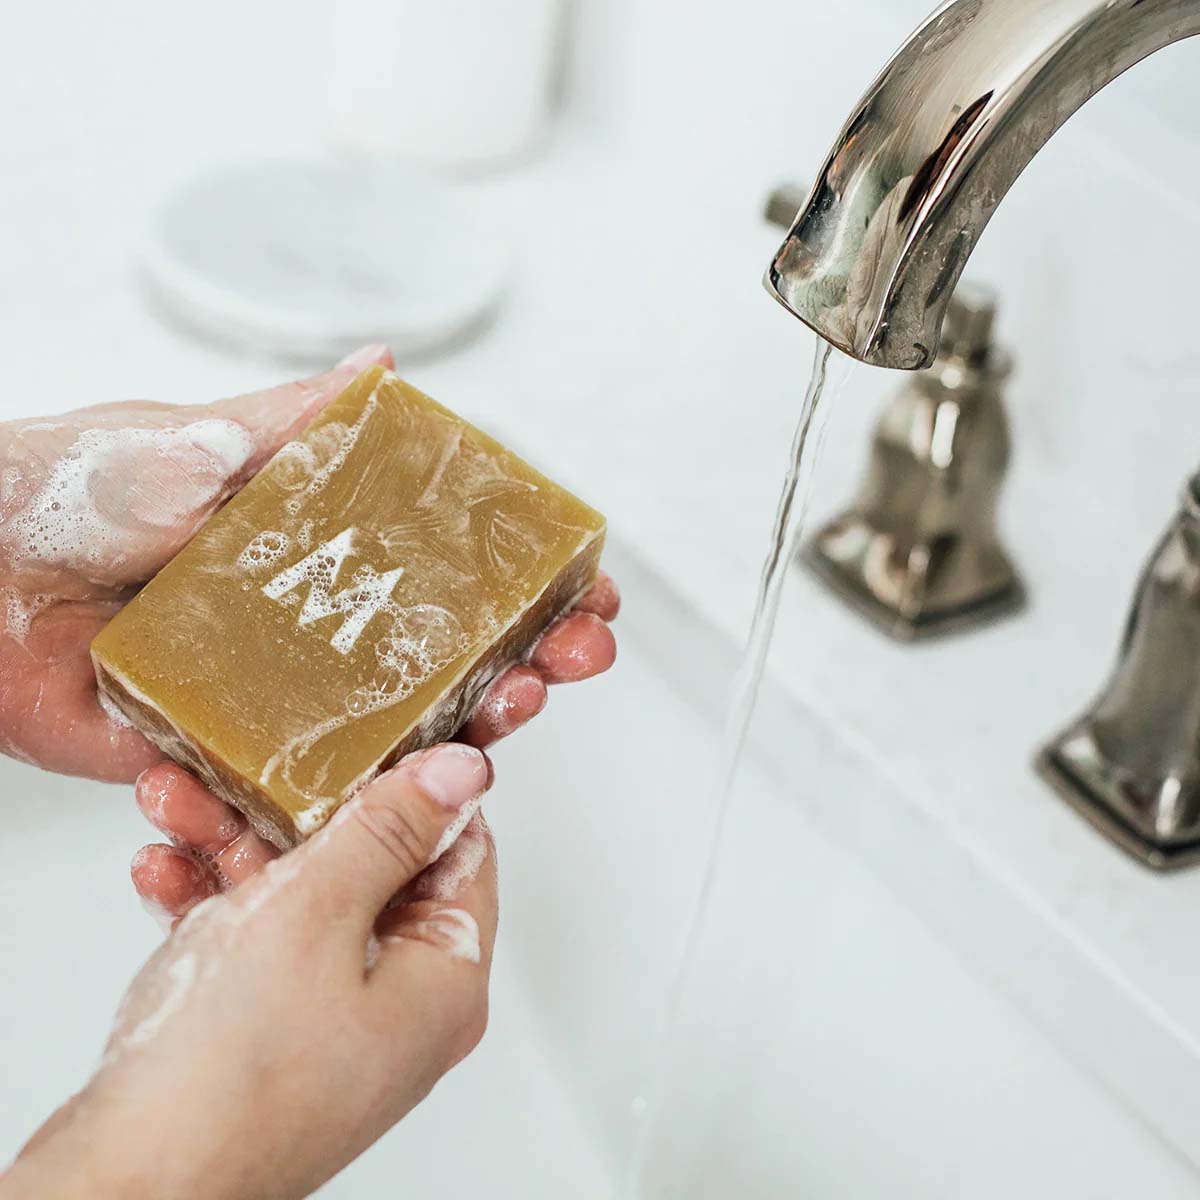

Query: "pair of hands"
(0, 346), (618, 1199)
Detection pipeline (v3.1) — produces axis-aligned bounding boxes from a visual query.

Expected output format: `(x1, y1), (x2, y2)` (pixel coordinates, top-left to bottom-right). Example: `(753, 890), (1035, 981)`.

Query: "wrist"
(2, 1088), (201, 1200)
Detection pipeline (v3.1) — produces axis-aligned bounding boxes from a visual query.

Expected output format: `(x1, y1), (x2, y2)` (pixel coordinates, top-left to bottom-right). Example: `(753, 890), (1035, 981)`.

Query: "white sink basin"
(5, 537), (1194, 1197)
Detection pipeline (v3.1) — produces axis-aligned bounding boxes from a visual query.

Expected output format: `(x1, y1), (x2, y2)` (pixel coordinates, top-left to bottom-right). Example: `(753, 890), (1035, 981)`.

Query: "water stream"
(623, 336), (850, 1196)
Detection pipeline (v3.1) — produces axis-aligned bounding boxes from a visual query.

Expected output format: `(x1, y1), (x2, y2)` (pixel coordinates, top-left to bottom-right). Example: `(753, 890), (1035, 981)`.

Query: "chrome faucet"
(765, 187), (1024, 639)
(765, 0), (1200, 370)
(764, 0), (1200, 867)
(1039, 476), (1200, 870)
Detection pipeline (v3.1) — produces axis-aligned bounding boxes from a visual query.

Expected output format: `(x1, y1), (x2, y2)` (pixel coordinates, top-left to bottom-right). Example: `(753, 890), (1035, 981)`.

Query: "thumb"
(298, 744), (492, 922)
(0, 344), (393, 591)
(206, 342), (393, 475)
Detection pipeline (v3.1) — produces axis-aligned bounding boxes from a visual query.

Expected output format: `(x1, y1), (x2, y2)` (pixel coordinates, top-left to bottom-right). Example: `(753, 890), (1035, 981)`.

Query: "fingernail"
(406, 743), (490, 812)
(336, 343), (390, 371)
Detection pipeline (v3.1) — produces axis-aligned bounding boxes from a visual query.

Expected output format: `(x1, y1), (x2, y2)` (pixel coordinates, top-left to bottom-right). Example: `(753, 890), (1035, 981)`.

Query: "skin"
(0, 348), (619, 1198)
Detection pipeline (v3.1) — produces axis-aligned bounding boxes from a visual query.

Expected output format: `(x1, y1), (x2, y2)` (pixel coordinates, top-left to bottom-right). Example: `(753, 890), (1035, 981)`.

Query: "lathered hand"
(0, 346), (617, 782)
(2, 742), (499, 1200)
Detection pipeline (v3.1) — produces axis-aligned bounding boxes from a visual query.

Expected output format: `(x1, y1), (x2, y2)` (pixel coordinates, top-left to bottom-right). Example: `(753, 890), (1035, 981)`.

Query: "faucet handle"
(1039, 468), (1200, 869)
(763, 183), (809, 231)
(939, 282), (996, 368)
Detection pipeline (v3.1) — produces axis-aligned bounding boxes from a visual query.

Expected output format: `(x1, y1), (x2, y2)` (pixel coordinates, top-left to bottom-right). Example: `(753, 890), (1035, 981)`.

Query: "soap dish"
(142, 160), (510, 362)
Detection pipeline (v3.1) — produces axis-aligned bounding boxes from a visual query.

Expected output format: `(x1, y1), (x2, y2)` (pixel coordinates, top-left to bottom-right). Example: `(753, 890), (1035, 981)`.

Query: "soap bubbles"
(343, 605), (466, 719)
(237, 530), (290, 572)
(397, 604), (464, 661)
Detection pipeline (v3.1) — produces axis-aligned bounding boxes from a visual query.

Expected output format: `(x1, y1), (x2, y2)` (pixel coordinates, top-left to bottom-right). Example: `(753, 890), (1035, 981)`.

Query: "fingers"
(0, 600), (163, 781)
(397, 812), (493, 908)
(456, 571), (619, 749)
(295, 743), (492, 925)
(368, 817), (499, 1063)
(529, 611), (617, 683)
(207, 343), (394, 478)
(119, 344), (394, 584)
(575, 570), (621, 621)
(457, 664), (546, 749)
(135, 762), (278, 890)
(130, 844), (218, 925)
(0, 345), (394, 593)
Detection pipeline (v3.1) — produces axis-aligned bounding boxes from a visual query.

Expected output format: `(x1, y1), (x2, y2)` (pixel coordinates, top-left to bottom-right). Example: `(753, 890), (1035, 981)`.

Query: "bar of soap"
(92, 369), (605, 848)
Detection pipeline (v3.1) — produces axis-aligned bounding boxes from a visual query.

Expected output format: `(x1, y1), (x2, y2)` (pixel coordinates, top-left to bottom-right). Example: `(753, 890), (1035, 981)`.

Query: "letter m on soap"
(91, 369), (605, 849)
(262, 527), (404, 655)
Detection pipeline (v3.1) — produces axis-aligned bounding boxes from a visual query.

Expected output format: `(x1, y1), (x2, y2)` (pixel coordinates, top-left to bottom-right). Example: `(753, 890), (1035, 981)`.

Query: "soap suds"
(228, 849), (306, 920)
(2, 587), (53, 643)
(413, 813), (489, 901)
(0, 465), (23, 505)
(280, 378), (382, 517)
(237, 530), (291, 572)
(260, 598), (469, 816)
(365, 932), (382, 972)
(389, 908), (481, 963)
(108, 951), (197, 1058)
(97, 688), (134, 729)
(429, 798), (482, 865)
(5, 420), (254, 573)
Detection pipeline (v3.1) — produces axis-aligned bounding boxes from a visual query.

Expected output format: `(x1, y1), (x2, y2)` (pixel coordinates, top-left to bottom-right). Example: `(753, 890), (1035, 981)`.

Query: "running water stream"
(624, 336), (851, 1196)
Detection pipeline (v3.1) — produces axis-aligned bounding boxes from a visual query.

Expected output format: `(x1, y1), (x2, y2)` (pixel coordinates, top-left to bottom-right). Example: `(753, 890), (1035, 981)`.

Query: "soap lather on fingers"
(0, 344), (396, 783)
(93, 367), (610, 849)
(132, 566), (618, 923)
(0, 347), (620, 1200)
(117, 355), (618, 918)
(9, 740), (502, 1200)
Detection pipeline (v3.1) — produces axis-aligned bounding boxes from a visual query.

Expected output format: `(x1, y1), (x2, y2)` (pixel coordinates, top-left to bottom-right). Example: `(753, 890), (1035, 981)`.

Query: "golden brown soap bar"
(92, 368), (605, 848)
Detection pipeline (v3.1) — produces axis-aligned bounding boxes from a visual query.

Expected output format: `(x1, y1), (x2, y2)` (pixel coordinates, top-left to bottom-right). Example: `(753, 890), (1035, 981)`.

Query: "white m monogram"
(263, 528), (403, 655)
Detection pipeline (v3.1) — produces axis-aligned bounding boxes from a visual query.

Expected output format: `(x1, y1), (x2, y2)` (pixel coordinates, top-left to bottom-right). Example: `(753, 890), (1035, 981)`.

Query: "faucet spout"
(767, 0), (1200, 370)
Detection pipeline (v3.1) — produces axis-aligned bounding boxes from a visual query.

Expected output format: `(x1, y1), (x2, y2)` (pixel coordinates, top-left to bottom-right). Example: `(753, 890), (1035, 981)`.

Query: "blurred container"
(327, 0), (567, 170)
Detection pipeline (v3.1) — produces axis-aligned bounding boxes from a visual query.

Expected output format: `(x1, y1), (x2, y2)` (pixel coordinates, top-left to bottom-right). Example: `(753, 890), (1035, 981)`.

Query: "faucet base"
(1036, 739), (1200, 873)
(1035, 473), (1200, 872)
(802, 524), (1026, 642)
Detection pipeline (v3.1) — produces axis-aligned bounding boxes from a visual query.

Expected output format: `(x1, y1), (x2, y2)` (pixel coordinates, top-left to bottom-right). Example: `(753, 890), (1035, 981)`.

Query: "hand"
(3, 743), (501, 1200)
(0, 346), (618, 783)
(128, 563), (618, 919)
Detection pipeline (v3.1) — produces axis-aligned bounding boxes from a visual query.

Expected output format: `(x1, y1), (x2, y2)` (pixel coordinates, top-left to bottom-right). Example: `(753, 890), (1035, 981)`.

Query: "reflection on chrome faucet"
(765, 0), (1200, 370)
(762, 0), (1200, 863)
(804, 284), (1024, 639)
(1040, 475), (1200, 870)
(763, 187), (1022, 639)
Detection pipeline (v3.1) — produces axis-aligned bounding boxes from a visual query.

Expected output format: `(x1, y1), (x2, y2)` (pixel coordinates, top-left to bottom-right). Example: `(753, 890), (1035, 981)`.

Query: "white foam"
(261, 599), (467, 818)
(281, 377), (382, 517)
(116, 952), (197, 1050)
(2, 587), (53, 643)
(388, 908), (481, 964)
(5, 419), (254, 572)
(0, 465), (22, 505)
(97, 687), (134, 729)
(139, 895), (175, 935)
(365, 932), (382, 972)
(430, 797), (482, 864)
(237, 529), (291, 573)
(416, 813), (489, 901)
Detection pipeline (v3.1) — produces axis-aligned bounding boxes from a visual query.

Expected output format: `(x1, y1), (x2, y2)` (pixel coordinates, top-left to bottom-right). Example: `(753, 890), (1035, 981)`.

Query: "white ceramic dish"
(142, 161), (510, 363)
